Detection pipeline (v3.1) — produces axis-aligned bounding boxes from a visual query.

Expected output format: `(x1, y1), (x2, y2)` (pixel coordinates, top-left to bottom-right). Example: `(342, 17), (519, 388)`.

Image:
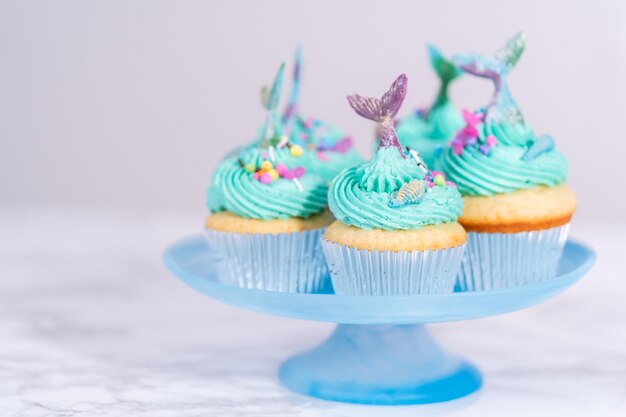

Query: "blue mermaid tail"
(453, 32), (527, 124)
(259, 62), (286, 141)
(282, 45), (302, 127)
(427, 44), (462, 117)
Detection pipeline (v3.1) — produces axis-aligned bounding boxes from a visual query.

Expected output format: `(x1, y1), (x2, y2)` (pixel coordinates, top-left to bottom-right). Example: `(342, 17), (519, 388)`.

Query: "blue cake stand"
(163, 236), (595, 406)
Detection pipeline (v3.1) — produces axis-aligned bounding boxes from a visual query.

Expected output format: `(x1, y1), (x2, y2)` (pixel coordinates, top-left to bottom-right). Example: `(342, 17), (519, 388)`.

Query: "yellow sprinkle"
(260, 160), (273, 171)
(268, 169), (279, 180)
(290, 145), (303, 157)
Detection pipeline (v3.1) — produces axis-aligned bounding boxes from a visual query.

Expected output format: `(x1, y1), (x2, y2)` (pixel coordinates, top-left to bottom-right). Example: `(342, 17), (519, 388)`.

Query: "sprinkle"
(292, 178), (303, 191)
(388, 179), (427, 208)
(262, 151), (268, 159)
(452, 140), (464, 156)
(407, 148), (428, 173)
(316, 151), (329, 161)
(478, 144), (491, 155)
(462, 108), (483, 126)
(293, 166), (306, 178)
(268, 169), (279, 180)
(260, 161), (273, 171)
(486, 135), (497, 146)
(268, 146), (276, 162)
(290, 145), (303, 157)
(260, 172), (272, 184)
(252, 172), (259, 180)
(277, 136), (289, 148)
(244, 163), (256, 173)
(283, 170), (295, 179)
(433, 174), (446, 186)
(275, 163), (287, 175)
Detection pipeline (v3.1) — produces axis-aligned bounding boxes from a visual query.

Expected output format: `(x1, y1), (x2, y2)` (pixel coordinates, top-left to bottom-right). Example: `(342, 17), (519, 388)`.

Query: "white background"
(2, 0), (626, 225)
(1, 2), (626, 416)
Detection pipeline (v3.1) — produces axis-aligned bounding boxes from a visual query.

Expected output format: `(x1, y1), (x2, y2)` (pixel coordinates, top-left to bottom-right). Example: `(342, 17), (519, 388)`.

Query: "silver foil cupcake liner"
(456, 224), (570, 292)
(204, 228), (329, 293)
(321, 239), (466, 295)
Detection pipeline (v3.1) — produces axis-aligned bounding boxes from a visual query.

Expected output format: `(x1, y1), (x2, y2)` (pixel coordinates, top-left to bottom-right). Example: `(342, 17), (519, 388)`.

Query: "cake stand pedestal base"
(279, 324), (482, 405)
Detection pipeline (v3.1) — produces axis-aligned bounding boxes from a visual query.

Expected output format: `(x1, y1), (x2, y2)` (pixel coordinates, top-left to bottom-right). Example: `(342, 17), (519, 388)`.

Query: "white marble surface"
(0, 206), (624, 417)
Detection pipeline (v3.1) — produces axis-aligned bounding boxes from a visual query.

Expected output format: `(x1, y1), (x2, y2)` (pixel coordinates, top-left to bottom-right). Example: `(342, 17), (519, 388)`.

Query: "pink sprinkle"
(283, 170), (295, 179)
(262, 151), (267, 159)
(252, 172), (259, 180)
(275, 163), (287, 175)
(462, 108), (483, 126)
(446, 181), (456, 187)
(461, 124), (478, 139)
(452, 142), (464, 155)
(260, 172), (272, 184)
(316, 151), (329, 161)
(486, 135), (497, 146)
(294, 167), (306, 178)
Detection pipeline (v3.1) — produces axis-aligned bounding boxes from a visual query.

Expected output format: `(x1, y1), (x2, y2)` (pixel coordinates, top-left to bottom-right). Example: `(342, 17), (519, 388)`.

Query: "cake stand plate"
(163, 236), (595, 405)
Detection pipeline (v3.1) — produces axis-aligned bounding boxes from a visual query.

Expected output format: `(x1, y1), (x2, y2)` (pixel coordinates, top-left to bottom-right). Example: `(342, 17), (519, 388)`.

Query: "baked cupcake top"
(208, 63), (328, 220)
(282, 47), (363, 182)
(394, 45), (464, 166)
(438, 33), (568, 196)
(329, 74), (464, 231)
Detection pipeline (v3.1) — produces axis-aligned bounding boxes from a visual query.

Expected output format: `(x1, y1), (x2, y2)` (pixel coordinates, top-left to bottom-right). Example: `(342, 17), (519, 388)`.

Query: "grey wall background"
(1, 0), (625, 226)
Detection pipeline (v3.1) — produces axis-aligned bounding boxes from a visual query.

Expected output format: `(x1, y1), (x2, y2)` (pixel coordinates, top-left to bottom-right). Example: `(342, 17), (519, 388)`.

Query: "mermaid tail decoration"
(282, 45), (302, 129)
(453, 32), (527, 124)
(260, 62), (286, 141)
(427, 44), (462, 118)
(348, 73), (408, 156)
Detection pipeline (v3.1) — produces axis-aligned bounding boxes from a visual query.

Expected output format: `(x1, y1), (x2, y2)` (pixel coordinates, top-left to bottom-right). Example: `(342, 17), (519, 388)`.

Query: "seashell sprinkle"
(388, 180), (427, 208)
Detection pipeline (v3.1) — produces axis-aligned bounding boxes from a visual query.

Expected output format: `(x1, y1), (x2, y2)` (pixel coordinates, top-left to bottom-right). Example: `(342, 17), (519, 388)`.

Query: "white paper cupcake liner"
(456, 224), (570, 292)
(321, 239), (466, 295)
(204, 228), (329, 293)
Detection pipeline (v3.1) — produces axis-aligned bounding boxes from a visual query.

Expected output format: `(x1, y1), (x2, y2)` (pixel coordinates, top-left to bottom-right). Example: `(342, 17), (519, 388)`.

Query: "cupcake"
(322, 74), (467, 295)
(438, 33), (576, 291)
(205, 63), (332, 293)
(282, 47), (363, 182)
(389, 45), (464, 167)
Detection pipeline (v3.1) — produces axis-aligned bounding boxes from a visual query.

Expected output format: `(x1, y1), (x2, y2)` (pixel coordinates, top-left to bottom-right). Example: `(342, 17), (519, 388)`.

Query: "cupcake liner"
(456, 224), (570, 292)
(321, 239), (466, 295)
(204, 228), (329, 293)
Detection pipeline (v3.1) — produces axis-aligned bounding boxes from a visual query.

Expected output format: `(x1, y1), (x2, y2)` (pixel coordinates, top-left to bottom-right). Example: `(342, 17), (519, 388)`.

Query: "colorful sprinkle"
(486, 135), (497, 146)
(290, 145), (303, 157)
(260, 161), (273, 171)
(293, 166), (306, 178)
(259, 172), (272, 184)
(244, 163), (256, 173)
(275, 163), (287, 175)
(268, 169), (279, 180)
(433, 174), (446, 186)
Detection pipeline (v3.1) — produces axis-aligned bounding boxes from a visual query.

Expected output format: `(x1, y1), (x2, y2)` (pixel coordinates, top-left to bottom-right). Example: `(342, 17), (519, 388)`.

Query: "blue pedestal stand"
(280, 324), (481, 405)
(163, 237), (595, 406)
